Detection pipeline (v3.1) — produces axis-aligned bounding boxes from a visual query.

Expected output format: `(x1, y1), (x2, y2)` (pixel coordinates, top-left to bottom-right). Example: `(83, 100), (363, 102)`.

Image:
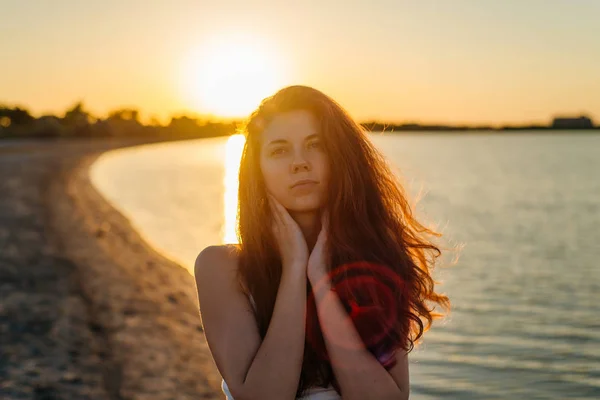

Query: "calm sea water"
(90, 132), (600, 399)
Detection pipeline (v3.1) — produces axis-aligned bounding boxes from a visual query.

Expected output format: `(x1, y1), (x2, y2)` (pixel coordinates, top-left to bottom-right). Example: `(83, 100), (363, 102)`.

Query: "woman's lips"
(291, 179), (318, 188)
(290, 181), (318, 192)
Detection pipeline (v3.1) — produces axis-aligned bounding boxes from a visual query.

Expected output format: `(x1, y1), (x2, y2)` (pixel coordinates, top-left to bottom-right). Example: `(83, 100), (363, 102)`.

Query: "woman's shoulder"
(194, 244), (257, 326)
(194, 244), (239, 288)
(194, 244), (240, 276)
(196, 243), (240, 261)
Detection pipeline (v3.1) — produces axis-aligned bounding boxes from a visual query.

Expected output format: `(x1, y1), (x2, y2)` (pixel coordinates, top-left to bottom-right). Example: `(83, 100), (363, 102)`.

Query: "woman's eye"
(271, 148), (286, 156)
(308, 141), (320, 149)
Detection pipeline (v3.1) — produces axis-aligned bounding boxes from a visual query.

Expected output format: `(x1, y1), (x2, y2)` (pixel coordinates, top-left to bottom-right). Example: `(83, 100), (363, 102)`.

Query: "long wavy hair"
(234, 85), (452, 397)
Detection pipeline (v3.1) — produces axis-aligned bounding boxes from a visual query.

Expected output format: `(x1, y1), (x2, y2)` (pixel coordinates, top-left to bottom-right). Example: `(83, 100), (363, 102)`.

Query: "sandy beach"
(0, 138), (223, 399)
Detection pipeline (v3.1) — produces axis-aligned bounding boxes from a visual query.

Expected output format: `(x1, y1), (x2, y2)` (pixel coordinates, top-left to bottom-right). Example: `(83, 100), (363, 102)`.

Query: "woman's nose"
(291, 157), (310, 173)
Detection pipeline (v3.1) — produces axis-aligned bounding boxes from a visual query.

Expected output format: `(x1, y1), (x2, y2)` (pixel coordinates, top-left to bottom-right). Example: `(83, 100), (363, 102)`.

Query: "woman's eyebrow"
(265, 133), (319, 147)
(265, 139), (287, 147)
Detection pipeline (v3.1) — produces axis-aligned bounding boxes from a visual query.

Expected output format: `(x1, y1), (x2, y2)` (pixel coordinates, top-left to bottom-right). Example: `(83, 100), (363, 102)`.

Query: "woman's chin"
(286, 196), (323, 213)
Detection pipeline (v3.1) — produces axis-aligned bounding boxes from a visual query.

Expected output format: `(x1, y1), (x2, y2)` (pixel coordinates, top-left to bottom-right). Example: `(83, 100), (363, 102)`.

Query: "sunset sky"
(2, 0), (599, 126)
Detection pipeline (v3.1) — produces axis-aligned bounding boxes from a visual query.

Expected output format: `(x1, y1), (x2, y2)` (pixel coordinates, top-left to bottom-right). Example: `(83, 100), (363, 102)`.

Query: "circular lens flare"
(306, 261), (408, 366)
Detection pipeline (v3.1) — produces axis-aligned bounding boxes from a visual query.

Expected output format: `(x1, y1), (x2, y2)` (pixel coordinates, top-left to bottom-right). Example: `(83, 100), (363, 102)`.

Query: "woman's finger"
(269, 194), (289, 222)
(267, 194), (278, 217)
(268, 194), (283, 226)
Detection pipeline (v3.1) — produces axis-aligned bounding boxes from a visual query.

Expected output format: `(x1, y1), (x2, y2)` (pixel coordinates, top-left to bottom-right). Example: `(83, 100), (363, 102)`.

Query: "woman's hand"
(308, 210), (330, 283)
(268, 194), (309, 275)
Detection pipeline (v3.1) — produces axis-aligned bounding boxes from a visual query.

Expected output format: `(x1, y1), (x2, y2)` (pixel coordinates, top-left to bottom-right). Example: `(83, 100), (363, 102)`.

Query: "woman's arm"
(195, 246), (307, 400)
(308, 269), (410, 400)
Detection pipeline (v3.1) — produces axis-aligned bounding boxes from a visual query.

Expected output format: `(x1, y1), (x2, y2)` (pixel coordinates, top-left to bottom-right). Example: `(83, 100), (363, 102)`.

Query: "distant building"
(551, 115), (594, 129)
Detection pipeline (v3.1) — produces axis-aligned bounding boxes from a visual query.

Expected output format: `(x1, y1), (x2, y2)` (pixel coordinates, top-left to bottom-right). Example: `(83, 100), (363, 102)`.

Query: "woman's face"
(259, 109), (329, 212)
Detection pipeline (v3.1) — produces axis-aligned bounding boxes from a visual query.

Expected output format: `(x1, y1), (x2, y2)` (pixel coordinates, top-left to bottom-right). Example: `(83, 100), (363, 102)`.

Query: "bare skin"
(259, 110), (329, 250)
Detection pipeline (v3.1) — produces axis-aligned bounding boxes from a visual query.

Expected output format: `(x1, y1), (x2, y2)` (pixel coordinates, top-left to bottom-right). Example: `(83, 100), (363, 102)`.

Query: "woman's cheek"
(265, 168), (287, 199)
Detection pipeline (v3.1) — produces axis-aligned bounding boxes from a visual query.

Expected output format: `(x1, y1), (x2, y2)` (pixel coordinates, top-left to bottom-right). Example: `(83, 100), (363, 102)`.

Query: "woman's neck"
(289, 210), (321, 252)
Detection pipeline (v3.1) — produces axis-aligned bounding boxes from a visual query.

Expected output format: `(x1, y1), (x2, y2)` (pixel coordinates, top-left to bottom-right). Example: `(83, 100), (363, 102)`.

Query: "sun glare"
(181, 34), (286, 118)
(223, 134), (246, 244)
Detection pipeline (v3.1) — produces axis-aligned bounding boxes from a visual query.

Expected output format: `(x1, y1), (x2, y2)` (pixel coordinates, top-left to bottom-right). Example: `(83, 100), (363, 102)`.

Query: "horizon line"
(0, 100), (597, 129)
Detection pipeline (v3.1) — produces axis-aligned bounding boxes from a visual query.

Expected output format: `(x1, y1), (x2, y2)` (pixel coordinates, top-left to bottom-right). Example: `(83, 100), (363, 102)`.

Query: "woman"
(195, 85), (451, 400)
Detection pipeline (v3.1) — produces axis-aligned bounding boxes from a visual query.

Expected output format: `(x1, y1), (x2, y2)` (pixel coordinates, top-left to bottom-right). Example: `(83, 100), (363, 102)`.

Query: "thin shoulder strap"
(248, 293), (257, 311)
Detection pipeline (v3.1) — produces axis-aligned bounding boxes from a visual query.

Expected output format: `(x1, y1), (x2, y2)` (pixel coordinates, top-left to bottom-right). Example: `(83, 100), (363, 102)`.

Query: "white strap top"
(220, 294), (341, 399)
(222, 379), (340, 400)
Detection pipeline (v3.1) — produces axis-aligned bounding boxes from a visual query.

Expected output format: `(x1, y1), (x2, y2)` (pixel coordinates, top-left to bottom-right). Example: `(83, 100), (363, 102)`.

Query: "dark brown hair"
(235, 85), (452, 397)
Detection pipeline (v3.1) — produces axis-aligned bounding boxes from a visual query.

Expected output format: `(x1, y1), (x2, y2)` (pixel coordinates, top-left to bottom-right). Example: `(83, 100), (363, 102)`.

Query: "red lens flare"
(306, 261), (408, 367)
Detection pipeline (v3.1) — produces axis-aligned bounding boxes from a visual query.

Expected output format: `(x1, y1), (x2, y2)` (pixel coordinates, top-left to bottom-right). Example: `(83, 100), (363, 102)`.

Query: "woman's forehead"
(260, 110), (318, 142)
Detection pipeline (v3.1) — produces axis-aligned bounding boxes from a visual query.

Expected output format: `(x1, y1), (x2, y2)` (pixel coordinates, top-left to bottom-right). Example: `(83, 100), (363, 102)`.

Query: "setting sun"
(180, 34), (287, 118)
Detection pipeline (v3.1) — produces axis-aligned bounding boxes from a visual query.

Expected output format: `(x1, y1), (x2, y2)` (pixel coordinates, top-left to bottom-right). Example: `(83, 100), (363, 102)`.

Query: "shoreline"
(1, 138), (223, 399)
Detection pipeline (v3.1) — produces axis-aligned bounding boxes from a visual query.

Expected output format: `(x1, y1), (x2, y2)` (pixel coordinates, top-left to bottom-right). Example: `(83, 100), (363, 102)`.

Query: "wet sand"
(0, 138), (223, 399)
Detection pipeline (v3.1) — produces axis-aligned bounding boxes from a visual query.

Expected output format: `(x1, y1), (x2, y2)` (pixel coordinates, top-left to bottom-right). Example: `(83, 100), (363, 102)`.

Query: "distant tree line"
(0, 102), (597, 140)
(0, 102), (240, 140)
(361, 115), (597, 132)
